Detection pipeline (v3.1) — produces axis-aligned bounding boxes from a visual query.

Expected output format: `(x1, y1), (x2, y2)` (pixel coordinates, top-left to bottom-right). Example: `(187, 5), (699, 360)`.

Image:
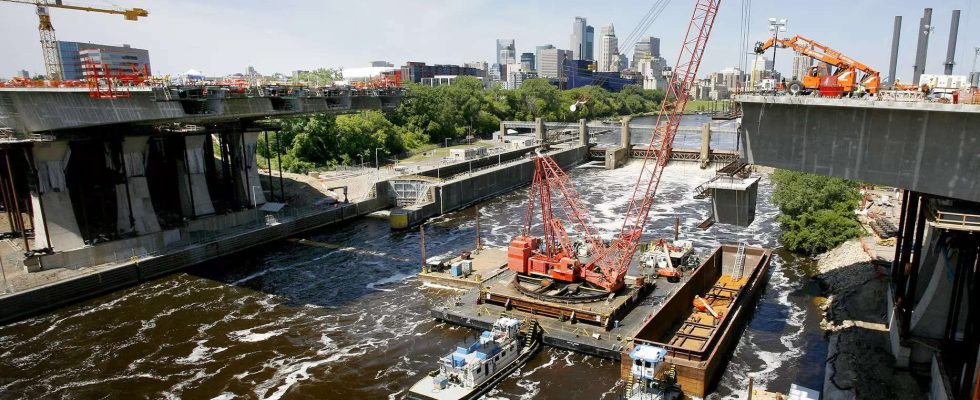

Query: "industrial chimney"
(912, 8), (932, 84)
(944, 10), (961, 75)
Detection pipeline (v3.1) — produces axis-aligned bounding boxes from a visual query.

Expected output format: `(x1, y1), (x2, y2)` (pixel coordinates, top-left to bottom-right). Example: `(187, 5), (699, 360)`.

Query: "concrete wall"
(399, 145), (589, 227)
(739, 95), (980, 203)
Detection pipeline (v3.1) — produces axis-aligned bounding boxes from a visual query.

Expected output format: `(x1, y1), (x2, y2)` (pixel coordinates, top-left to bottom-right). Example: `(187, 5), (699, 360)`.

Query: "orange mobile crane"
(755, 34), (880, 95)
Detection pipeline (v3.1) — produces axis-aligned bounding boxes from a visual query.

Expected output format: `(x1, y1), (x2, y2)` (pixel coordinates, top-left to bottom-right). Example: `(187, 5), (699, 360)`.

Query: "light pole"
(972, 46), (980, 87)
(768, 18), (787, 80)
(375, 147), (383, 170)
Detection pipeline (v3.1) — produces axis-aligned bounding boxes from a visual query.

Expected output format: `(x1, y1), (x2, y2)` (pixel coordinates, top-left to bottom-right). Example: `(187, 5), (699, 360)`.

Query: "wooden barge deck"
(625, 244), (772, 397)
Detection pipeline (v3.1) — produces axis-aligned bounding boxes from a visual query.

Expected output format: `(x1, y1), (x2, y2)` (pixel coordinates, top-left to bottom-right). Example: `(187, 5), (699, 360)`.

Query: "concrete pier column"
(29, 141), (84, 251)
(499, 121), (507, 143)
(116, 136), (161, 235)
(535, 118), (546, 144)
(579, 119), (588, 146)
(699, 123), (711, 168)
(178, 135), (215, 217)
(620, 116), (632, 159)
(229, 131), (266, 207)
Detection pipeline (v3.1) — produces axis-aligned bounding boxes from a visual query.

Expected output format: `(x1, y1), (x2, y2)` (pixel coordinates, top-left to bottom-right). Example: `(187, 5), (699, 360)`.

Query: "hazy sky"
(1, 0), (978, 81)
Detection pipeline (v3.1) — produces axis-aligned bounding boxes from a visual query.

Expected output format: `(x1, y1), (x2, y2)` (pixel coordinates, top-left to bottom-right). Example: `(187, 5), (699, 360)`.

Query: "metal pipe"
(276, 131), (285, 202)
(888, 16), (902, 86)
(264, 131), (274, 202)
(5, 150), (28, 250)
(913, 8), (933, 84)
(944, 10), (961, 75)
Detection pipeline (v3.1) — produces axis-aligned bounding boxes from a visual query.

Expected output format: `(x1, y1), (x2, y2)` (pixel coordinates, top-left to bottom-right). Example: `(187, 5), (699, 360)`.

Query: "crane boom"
(1, 0), (148, 80)
(589, 0), (722, 290)
(755, 34), (880, 93)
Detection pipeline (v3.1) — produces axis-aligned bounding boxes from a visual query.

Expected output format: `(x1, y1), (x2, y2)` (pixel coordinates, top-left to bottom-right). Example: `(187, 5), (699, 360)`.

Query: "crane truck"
(754, 34), (880, 95)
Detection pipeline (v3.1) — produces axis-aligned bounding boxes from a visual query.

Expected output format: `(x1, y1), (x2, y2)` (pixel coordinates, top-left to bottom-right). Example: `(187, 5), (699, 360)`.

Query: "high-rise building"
(496, 39), (515, 65)
(17, 70), (30, 79)
(538, 48), (573, 82)
(632, 36), (661, 69)
(597, 24), (620, 72)
(57, 41), (150, 80)
(637, 56), (670, 90)
(535, 45), (554, 75)
(489, 64), (503, 82)
(505, 63), (537, 89)
(750, 56), (775, 84)
(585, 26), (595, 61)
(464, 61), (489, 80)
(520, 53), (535, 72)
(570, 17), (587, 60)
(791, 54), (810, 80)
(618, 54), (629, 73)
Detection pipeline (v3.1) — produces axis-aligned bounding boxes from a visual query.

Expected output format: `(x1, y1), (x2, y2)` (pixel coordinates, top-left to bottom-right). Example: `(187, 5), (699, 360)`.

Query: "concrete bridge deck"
(738, 95), (980, 202)
(0, 87), (401, 135)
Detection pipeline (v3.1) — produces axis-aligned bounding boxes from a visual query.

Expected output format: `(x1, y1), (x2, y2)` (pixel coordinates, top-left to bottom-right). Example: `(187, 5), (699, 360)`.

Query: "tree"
(293, 68), (343, 86)
(771, 170), (863, 255)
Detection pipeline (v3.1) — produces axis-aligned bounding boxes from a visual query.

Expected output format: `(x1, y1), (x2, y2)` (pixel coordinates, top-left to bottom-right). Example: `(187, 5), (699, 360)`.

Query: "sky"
(1, 0), (979, 82)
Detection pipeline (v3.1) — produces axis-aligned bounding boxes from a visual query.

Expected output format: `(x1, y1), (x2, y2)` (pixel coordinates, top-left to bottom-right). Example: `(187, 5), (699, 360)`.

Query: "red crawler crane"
(508, 0), (722, 292)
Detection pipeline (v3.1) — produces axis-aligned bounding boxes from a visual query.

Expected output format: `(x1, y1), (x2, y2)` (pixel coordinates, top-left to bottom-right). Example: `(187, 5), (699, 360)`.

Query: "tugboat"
(622, 344), (681, 400)
(407, 317), (541, 400)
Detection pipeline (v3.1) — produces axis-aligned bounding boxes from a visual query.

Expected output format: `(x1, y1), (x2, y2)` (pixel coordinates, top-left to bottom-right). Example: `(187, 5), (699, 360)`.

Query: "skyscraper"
(597, 24), (620, 72)
(791, 54), (810, 80)
(520, 53), (535, 72)
(538, 48), (573, 82)
(585, 26), (595, 61)
(496, 39), (515, 65)
(570, 17), (587, 60)
(535, 44), (554, 75)
(632, 36), (661, 69)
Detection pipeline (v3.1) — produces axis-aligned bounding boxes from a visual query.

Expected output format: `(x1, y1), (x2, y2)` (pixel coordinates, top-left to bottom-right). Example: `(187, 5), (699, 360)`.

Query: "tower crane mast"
(1, 0), (148, 80)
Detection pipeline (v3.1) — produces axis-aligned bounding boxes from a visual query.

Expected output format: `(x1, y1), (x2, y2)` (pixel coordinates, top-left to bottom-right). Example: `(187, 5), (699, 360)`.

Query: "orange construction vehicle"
(755, 34), (880, 95)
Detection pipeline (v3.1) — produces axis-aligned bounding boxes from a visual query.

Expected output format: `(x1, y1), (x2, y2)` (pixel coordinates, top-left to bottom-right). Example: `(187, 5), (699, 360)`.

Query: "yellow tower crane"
(1, 0), (148, 80)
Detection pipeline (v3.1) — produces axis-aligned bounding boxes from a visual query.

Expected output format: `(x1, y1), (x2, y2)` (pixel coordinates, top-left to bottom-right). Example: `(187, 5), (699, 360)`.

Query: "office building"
(750, 56), (776, 84)
(464, 61), (489, 81)
(585, 26), (595, 61)
(496, 39), (515, 65)
(632, 36), (661, 69)
(637, 56), (670, 90)
(505, 63), (537, 89)
(597, 24), (620, 72)
(520, 53), (535, 72)
(400, 62), (482, 84)
(17, 70), (30, 79)
(421, 75), (484, 87)
(791, 54), (810, 80)
(538, 48), (573, 82)
(567, 59), (635, 91)
(535, 45), (554, 75)
(571, 17), (587, 60)
(58, 41), (150, 80)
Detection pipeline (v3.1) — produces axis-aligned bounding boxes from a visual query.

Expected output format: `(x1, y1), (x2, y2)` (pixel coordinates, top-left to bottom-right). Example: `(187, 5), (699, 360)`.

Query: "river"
(0, 116), (827, 399)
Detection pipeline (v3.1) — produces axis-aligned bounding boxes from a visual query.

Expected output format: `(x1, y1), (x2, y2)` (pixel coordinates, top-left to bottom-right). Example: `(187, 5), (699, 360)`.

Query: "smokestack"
(888, 16), (902, 86)
(913, 8), (932, 84)
(944, 10), (961, 75)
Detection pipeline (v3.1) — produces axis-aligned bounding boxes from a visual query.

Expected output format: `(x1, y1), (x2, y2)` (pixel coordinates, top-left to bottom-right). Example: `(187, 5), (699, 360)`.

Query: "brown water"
(0, 151), (828, 399)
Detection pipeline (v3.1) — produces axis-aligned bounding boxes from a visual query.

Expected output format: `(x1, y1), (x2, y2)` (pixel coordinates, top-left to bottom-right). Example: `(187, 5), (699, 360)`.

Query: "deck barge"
(625, 244), (772, 397)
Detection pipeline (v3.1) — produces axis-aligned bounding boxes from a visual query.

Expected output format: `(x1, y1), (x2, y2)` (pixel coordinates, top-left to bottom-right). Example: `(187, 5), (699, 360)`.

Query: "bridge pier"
(579, 119), (588, 146)
(29, 141), (84, 252)
(699, 123), (711, 169)
(116, 136), (161, 236)
(535, 118), (546, 145)
(178, 135), (216, 217)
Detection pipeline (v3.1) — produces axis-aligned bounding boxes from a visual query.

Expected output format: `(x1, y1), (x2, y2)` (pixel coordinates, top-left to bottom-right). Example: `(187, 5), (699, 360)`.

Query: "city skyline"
(1, 0), (979, 81)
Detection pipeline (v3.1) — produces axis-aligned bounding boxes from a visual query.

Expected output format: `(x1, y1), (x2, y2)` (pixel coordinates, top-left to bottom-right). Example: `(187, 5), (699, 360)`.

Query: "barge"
(623, 243), (772, 398)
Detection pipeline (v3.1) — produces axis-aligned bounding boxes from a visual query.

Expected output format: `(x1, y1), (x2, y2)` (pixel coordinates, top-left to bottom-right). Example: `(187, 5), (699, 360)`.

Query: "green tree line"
(770, 170), (864, 255)
(259, 76), (665, 172)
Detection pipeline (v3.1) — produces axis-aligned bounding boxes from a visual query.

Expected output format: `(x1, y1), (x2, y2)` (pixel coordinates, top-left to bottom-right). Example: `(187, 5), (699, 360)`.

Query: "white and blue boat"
(408, 317), (540, 400)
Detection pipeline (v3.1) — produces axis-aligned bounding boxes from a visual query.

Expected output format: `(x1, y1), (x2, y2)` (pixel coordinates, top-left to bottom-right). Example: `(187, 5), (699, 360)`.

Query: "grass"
(402, 141), (496, 162)
(684, 100), (735, 114)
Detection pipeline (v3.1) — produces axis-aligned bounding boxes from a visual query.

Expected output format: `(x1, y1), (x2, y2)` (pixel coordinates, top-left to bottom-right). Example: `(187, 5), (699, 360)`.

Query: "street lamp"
(375, 147), (383, 170)
(768, 18), (787, 80)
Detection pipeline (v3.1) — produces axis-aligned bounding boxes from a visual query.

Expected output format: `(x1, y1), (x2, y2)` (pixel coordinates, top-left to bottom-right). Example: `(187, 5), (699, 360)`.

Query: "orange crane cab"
(755, 34), (880, 95)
